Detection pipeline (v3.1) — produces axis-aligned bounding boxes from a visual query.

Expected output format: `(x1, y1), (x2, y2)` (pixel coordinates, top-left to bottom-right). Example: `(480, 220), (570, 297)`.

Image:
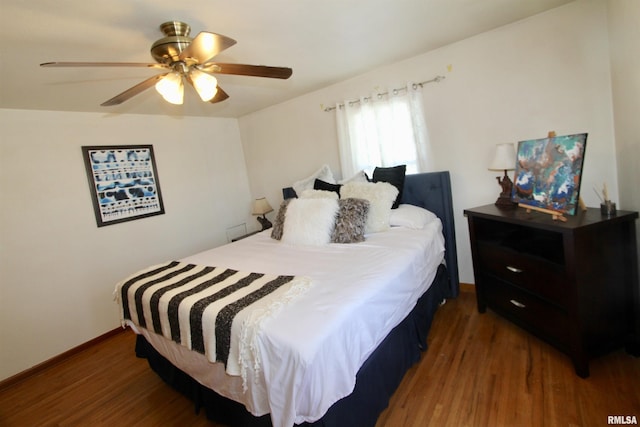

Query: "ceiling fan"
(40, 21), (293, 106)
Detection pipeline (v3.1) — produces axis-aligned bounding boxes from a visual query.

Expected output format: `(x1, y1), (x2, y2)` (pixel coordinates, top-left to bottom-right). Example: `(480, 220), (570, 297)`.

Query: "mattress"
(122, 219), (445, 427)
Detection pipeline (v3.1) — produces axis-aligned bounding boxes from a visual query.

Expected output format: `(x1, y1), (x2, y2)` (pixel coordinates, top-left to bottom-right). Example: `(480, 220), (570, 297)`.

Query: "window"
(335, 83), (432, 178)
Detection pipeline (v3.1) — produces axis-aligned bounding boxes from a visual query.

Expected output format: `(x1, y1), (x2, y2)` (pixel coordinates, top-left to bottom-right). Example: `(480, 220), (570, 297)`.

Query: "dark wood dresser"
(464, 204), (639, 377)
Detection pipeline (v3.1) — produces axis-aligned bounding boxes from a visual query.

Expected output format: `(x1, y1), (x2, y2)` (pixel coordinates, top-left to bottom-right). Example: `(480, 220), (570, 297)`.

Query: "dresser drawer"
(481, 275), (569, 348)
(478, 243), (568, 308)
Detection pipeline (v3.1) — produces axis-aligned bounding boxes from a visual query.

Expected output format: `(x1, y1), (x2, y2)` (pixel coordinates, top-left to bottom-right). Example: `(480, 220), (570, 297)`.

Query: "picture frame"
(512, 133), (587, 216)
(81, 145), (165, 227)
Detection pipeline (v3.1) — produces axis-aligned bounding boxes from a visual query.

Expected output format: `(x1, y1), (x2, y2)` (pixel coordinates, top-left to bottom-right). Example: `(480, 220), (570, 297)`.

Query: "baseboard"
(0, 327), (125, 391)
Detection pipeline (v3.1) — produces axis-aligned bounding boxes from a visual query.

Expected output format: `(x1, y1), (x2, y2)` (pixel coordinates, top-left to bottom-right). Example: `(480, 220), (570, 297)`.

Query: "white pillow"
(281, 198), (339, 246)
(390, 204), (439, 229)
(340, 181), (398, 233)
(292, 164), (335, 196)
(299, 189), (339, 199)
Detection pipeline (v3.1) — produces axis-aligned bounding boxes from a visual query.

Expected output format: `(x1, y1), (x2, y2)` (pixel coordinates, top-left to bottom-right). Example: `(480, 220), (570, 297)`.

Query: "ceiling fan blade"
(101, 73), (169, 106)
(200, 63), (292, 79)
(40, 61), (168, 69)
(209, 86), (229, 104)
(179, 31), (236, 64)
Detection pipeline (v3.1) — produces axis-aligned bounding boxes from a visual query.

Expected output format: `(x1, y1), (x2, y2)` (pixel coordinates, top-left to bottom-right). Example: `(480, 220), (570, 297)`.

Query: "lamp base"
(495, 195), (517, 209)
(257, 215), (272, 231)
(495, 170), (517, 209)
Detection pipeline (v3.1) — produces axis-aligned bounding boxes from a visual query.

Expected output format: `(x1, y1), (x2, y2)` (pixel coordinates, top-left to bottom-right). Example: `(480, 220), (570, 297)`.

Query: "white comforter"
(126, 220), (444, 427)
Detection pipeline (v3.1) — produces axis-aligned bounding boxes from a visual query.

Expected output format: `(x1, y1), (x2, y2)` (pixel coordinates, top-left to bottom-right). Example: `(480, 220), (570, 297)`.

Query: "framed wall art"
(512, 133), (587, 215)
(82, 145), (165, 227)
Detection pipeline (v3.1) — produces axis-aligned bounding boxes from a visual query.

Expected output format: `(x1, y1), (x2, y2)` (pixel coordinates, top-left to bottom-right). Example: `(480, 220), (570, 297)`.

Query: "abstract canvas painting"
(82, 145), (165, 227)
(512, 133), (587, 215)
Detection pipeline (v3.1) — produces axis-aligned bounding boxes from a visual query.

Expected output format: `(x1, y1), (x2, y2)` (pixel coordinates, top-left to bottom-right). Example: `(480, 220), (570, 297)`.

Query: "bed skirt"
(135, 263), (449, 427)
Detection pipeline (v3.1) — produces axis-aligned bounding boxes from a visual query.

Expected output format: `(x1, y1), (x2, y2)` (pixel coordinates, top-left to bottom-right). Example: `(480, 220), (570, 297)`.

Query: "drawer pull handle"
(506, 266), (523, 273)
(510, 299), (526, 308)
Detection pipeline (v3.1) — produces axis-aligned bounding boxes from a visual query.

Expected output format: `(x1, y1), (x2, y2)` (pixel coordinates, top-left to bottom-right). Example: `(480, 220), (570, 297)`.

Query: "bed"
(119, 170), (459, 427)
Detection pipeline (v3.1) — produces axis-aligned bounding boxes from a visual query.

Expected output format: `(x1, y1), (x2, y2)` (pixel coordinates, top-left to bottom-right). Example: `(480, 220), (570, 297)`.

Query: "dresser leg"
(573, 359), (590, 378)
(474, 283), (487, 313)
(625, 335), (640, 357)
(476, 294), (487, 313)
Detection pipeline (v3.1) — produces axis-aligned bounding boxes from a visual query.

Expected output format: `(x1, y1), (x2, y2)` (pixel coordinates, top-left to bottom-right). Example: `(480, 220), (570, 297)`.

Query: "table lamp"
(489, 143), (516, 208)
(252, 197), (274, 230)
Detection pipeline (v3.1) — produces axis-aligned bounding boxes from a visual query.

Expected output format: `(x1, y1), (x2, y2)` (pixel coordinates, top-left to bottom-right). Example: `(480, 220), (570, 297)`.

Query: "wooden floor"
(1, 286), (638, 426)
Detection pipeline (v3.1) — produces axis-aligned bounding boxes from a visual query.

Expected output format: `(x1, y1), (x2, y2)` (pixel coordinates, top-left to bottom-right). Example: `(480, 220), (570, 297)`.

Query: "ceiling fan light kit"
(155, 72), (184, 105)
(40, 21), (292, 106)
(190, 68), (218, 102)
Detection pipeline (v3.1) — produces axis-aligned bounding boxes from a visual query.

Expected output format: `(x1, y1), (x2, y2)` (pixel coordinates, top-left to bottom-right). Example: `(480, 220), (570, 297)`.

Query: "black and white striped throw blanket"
(115, 261), (311, 386)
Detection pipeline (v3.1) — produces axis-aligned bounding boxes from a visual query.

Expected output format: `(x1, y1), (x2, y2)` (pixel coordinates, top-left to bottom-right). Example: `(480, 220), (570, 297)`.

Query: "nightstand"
(464, 204), (639, 377)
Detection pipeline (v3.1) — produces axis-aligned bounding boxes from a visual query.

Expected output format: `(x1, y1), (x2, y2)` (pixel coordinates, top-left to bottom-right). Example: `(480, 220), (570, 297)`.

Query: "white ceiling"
(0, 0), (573, 118)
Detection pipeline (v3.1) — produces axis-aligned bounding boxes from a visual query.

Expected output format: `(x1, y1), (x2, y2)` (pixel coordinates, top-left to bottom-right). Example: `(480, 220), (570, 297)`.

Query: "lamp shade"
(252, 197), (273, 215)
(489, 143), (516, 171)
(190, 69), (218, 102)
(155, 72), (184, 105)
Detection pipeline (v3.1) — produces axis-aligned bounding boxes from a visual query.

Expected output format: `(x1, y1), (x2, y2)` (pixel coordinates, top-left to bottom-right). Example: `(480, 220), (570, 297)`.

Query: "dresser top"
(464, 204), (638, 232)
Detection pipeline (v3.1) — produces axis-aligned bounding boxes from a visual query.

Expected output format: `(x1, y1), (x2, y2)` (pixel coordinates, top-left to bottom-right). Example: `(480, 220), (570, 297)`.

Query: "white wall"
(607, 0), (640, 267)
(0, 109), (253, 380)
(239, 0), (617, 284)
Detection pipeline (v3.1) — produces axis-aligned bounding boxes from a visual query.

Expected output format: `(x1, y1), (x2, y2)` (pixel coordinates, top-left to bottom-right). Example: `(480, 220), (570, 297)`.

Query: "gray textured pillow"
(270, 199), (292, 240)
(331, 198), (370, 243)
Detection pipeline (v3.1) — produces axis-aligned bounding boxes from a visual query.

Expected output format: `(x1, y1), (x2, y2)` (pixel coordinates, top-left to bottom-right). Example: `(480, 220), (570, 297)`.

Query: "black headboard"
(282, 171), (459, 298)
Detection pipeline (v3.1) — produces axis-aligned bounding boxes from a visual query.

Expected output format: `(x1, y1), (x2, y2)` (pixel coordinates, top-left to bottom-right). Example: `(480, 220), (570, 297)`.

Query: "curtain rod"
(323, 75), (445, 112)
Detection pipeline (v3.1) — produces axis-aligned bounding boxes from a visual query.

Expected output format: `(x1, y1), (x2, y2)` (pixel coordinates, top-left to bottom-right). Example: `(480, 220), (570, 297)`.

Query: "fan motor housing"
(150, 21), (193, 64)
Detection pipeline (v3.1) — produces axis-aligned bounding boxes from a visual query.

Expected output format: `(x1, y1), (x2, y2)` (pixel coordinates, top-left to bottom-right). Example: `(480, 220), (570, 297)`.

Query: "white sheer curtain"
(336, 82), (434, 178)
